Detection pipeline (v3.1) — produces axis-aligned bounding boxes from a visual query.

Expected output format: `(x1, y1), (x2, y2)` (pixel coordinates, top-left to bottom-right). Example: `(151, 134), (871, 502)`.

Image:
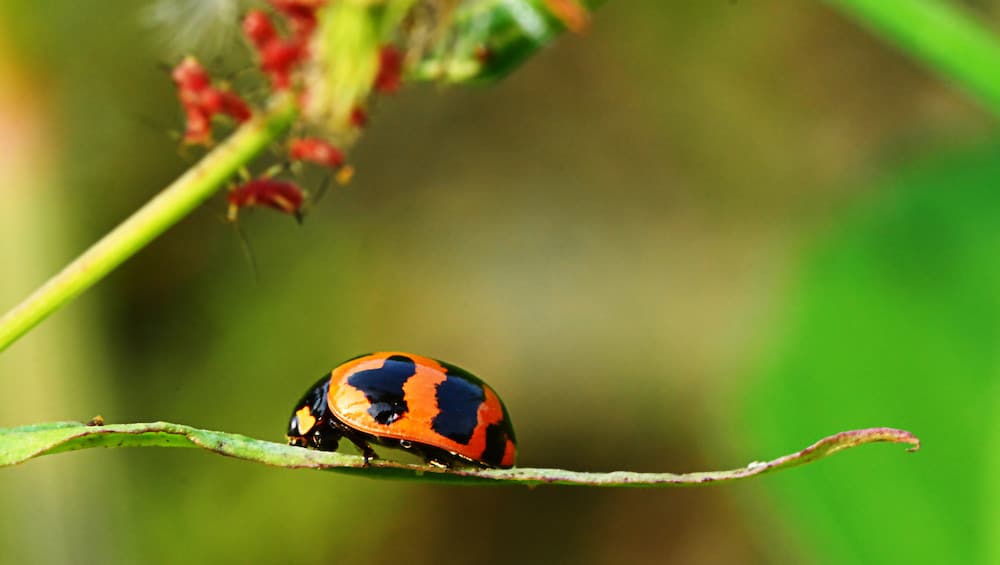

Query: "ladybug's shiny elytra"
(287, 352), (517, 468)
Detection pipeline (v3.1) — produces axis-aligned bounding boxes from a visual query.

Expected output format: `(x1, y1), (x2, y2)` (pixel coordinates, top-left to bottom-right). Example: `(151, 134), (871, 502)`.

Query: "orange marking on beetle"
(326, 353), (512, 464)
(463, 385), (512, 465)
(328, 354), (448, 441)
(501, 439), (516, 467)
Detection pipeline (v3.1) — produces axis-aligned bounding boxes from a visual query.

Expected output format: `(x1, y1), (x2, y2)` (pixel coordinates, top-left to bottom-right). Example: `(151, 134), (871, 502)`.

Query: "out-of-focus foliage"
(1, 1), (998, 564)
(743, 144), (1000, 564)
(829, 0), (1000, 115)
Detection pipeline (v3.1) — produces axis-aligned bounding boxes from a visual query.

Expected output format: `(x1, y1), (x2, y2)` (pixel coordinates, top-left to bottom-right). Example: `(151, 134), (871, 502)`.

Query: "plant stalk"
(827, 0), (1000, 118)
(0, 97), (299, 354)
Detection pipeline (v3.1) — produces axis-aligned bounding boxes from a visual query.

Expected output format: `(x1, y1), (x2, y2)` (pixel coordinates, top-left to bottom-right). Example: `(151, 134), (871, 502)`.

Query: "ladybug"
(287, 352), (517, 468)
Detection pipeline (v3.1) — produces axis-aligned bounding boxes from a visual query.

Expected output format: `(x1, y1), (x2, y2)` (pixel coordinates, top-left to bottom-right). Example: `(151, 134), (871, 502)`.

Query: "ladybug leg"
(423, 457), (449, 469)
(415, 445), (473, 469)
(308, 424), (341, 451)
(328, 419), (378, 465)
(345, 436), (378, 466)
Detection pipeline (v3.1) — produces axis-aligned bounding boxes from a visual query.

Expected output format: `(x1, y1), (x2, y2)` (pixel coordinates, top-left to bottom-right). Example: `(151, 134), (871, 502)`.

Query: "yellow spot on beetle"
(295, 405), (317, 435)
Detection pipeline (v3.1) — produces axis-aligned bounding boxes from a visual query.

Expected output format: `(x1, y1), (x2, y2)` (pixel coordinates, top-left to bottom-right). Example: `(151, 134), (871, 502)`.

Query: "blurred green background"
(1, 1), (998, 563)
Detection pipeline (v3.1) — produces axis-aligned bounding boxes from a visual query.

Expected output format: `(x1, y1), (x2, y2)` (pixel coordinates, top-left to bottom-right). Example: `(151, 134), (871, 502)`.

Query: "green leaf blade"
(0, 421), (919, 488)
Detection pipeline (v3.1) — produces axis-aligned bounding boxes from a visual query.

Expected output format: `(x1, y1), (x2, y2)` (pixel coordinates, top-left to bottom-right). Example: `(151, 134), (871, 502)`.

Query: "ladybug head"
(287, 374), (331, 448)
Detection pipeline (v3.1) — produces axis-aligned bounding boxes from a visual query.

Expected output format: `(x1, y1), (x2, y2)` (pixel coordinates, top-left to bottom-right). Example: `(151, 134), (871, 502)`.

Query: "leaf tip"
(862, 427), (921, 453)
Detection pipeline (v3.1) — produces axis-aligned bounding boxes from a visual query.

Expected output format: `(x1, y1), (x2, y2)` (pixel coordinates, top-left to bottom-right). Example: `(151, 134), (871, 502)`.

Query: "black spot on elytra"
(431, 369), (485, 445)
(347, 355), (416, 425)
(481, 422), (509, 466)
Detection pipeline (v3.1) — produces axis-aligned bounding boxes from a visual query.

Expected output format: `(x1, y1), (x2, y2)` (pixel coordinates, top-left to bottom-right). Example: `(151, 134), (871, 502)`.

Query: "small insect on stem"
(289, 137), (354, 187)
(227, 178), (306, 223)
(289, 138), (344, 168)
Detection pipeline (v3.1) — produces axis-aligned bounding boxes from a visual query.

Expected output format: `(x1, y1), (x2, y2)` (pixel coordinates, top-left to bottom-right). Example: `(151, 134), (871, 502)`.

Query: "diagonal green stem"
(0, 97), (299, 353)
(0, 2), (594, 355)
(826, 0), (1000, 117)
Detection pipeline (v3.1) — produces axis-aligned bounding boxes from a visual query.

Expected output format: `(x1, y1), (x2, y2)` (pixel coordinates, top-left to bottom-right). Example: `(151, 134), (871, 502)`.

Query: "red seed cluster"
(270, 0), (323, 38)
(243, 10), (278, 47)
(171, 57), (251, 145)
(349, 107), (368, 128)
(243, 0), (326, 90)
(174, 1), (404, 149)
(168, 0), (418, 223)
(373, 46), (403, 94)
(227, 177), (306, 222)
